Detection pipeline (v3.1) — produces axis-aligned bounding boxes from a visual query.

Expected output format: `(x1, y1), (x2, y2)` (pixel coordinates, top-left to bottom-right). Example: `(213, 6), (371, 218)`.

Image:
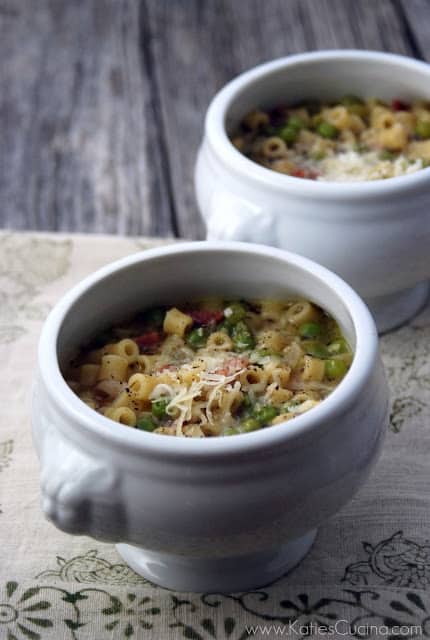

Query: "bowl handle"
(205, 190), (277, 245)
(39, 444), (121, 539)
(33, 387), (123, 541)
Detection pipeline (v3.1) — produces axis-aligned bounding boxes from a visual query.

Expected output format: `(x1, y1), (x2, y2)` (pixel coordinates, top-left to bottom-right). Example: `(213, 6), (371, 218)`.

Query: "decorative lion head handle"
(32, 381), (125, 542)
(205, 190), (278, 245)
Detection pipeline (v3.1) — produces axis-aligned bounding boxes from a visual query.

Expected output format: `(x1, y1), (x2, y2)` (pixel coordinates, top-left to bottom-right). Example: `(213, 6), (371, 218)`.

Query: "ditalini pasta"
(231, 97), (430, 181)
(66, 299), (353, 437)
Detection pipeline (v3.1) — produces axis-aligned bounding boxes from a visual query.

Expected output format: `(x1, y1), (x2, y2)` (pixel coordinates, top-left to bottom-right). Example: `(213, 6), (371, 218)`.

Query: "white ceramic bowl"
(33, 242), (389, 592)
(195, 50), (430, 333)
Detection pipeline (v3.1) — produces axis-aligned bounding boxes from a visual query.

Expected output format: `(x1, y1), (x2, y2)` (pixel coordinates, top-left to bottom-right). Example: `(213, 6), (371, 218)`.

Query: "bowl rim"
(204, 49), (430, 198)
(38, 241), (379, 458)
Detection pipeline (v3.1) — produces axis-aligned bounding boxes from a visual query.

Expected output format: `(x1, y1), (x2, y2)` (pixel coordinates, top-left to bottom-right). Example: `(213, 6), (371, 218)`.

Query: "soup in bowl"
(33, 242), (389, 592)
(66, 297), (353, 438)
(195, 50), (430, 332)
(231, 96), (430, 182)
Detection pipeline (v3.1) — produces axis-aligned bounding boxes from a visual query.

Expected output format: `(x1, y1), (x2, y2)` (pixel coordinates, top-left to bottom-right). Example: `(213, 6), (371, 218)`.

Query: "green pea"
(279, 125), (299, 144)
(186, 326), (208, 349)
(234, 320), (250, 333)
(316, 121), (339, 139)
(241, 393), (253, 410)
(242, 417), (261, 432)
(143, 308), (165, 329)
(422, 158), (430, 168)
(299, 322), (321, 338)
(288, 115), (306, 130)
(224, 302), (247, 325)
(325, 359), (348, 379)
(340, 95), (364, 107)
(224, 426), (240, 436)
(233, 333), (255, 352)
(217, 320), (232, 334)
(304, 341), (330, 359)
(151, 398), (169, 419)
(137, 416), (157, 432)
(327, 338), (349, 355)
(253, 404), (278, 425)
(311, 150), (326, 161)
(415, 120), (430, 139)
(379, 150), (396, 161)
(257, 349), (275, 357)
(258, 349), (279, 361)
(232, 321), (255, 352)
(249, 349), (278, 364)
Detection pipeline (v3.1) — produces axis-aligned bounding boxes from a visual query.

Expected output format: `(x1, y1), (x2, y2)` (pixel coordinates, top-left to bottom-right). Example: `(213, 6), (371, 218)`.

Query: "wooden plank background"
(0, 0), (428, 239)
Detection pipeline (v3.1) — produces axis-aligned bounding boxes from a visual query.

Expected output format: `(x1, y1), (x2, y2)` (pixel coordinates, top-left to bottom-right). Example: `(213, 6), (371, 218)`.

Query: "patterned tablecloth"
(1, 231), (429, 640)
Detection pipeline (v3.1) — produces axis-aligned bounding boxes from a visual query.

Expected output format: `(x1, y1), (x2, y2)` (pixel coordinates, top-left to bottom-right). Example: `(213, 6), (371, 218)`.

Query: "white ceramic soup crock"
(33, 242), (389, 592)
(195, 50), (430, 333)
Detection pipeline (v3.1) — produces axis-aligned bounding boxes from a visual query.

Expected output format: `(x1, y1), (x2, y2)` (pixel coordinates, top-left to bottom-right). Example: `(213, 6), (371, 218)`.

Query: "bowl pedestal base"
(366, 282), (429, 334)
(117, 529), (317, 592)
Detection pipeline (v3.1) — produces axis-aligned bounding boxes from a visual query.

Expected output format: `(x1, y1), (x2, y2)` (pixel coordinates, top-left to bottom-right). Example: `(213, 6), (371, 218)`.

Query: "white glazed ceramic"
(195, 50), (430, 333)
(33, 242), (389, 592)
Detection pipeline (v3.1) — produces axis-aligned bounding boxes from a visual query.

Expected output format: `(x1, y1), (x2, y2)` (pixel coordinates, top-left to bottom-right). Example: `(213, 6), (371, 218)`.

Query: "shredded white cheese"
(316, 151), (423, 182)
(287, 399), (320, 414)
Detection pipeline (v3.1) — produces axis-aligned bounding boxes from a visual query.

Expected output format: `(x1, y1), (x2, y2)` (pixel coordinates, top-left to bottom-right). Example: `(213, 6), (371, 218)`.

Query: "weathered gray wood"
(397, 0), (430, 61)
(0, 0), (174, 236)
(145, 0), (421, 240)
(0, 0), (428, 239)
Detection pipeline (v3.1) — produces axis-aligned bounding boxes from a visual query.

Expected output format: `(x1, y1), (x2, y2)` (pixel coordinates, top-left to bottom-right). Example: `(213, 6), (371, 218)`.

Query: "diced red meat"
(157, 363), (177, 373)
(291, 167), (319, 180)
(214, 356), (249, 376)
(189, 310), (224, 325)
(135, 331), (162, 352)
(392, 99), (410, 112)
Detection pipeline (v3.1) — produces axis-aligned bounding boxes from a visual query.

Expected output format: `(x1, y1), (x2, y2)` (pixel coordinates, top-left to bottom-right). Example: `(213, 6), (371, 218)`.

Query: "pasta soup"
(66, 299), (352, 437)
(231, 96), (430, 181)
